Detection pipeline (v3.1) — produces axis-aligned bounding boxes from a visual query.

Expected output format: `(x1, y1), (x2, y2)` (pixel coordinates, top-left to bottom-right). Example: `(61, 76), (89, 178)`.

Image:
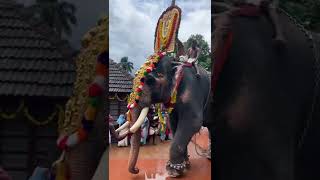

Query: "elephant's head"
(113, 53), (177, 174)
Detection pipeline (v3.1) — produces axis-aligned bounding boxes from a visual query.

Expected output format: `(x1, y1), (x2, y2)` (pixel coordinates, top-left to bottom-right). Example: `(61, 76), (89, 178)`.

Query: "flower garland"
(155, 104), (166, 133)
(126, 51), (166, 111)
(158, 13), (178, 51)
(61, 16), (108, 135)
(154, 6), (181, 53)
(57, 51), (107, 150)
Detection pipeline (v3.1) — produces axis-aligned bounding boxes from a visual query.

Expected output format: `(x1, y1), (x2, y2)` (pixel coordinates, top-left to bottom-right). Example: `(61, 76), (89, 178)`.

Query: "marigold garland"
(127, 52), (166, 111)
(154, 6), (181, 53)
(61, 16), (108, 134)
(158, 13), (178, 50)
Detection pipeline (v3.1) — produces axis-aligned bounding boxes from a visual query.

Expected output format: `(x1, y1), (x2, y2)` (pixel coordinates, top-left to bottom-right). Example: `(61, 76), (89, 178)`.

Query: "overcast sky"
(109, 0), (211, 71)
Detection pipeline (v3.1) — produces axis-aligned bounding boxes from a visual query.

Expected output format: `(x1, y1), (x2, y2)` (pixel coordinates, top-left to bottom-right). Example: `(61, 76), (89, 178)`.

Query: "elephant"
(111, 55), (212, 177)
(212, 2), (317, 180)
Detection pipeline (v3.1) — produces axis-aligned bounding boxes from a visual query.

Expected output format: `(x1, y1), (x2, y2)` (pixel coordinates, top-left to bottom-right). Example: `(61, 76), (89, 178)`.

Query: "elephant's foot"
(166, 160), (187, 178)
(206, 148), (211, 160)
(185, 155), (191, 169)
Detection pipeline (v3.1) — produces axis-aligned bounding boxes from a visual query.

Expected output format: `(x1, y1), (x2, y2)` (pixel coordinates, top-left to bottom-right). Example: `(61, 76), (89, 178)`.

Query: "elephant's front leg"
(166, 112), (202, 177)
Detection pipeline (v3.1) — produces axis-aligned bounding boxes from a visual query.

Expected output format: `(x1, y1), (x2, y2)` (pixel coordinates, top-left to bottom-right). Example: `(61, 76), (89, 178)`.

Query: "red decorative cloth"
(212, 32), (234, 94)
(88, 83), (103, 97)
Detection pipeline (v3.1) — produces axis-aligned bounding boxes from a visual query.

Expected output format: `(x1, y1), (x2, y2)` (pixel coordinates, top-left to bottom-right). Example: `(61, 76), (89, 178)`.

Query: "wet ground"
(109, 127), (211, 180)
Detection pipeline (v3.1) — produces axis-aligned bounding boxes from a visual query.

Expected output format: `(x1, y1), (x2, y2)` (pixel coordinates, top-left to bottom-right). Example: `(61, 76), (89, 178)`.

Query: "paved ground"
(109, 128), (211, 180)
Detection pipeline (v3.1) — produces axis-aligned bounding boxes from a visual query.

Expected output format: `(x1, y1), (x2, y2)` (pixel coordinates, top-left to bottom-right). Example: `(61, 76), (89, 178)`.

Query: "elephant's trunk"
(127, 107), (149, 174)
(128, 128), (141, 174)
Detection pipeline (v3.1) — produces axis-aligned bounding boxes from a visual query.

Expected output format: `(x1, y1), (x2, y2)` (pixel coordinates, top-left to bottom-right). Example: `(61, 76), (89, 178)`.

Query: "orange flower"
(77, 128), (88, 141)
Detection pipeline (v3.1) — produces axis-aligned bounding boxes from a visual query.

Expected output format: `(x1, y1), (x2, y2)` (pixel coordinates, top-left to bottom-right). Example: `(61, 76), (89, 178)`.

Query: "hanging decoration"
(164, 64), (188, 114)
(0, 100), (24, 119)
(0, 100), (64, 127)
(56, 50), (107, 150)
(108, 94), (129, 101)
(24, 105), (63, 126)
(156, 104), (166, 133)
(52, 15), (108, 180)
(61, 16), (108, 134)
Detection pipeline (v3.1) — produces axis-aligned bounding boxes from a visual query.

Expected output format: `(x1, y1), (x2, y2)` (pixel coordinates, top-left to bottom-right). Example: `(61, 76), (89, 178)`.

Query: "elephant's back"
(213, 9), (315, 133)
(216, 9), (314, 103)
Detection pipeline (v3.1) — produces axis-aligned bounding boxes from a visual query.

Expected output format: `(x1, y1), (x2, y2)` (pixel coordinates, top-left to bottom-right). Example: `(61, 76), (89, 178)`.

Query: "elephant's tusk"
(115, 121), (130, 132)
(129, 107), (149, 133)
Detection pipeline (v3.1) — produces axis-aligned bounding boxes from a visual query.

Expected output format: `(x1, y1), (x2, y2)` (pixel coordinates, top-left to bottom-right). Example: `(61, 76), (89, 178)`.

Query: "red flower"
(89, 83), (103, 97)
(57, 135), (68, 150)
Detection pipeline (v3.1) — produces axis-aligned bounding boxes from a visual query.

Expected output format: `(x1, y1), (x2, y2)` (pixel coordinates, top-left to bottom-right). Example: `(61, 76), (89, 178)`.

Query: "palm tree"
(27, 0), (77, 37)
(120, 57), (134, 73)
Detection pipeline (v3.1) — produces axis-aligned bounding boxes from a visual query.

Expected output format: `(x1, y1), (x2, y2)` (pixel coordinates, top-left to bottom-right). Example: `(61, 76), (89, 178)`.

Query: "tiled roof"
(109, 59), (133, 93)
(0, 0), (75, 97)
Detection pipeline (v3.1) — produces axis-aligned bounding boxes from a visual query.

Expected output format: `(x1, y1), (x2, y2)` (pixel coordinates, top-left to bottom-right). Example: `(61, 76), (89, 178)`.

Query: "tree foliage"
(120, 57), (134, 73)
(184, 34), (211, 71)
(26, 0), (78, 37)
(279, 0), (320, 32)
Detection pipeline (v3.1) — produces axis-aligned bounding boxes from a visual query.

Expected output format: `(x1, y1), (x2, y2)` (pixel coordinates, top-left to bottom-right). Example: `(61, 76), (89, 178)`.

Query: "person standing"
(141, 116), (150, 145)
(117, 114), (129, 147)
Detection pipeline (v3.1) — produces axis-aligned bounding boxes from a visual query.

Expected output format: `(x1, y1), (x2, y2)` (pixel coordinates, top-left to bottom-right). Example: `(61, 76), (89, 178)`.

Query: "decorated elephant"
(212, 1), (318, 180)
(110, 4), (213, 177)
(111, 53), (212, 177)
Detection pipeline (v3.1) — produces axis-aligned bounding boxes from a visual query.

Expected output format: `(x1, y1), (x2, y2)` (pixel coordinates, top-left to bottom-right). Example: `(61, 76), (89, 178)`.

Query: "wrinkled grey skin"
(122, 55), (212, 177)
(212, 3), (315, 180)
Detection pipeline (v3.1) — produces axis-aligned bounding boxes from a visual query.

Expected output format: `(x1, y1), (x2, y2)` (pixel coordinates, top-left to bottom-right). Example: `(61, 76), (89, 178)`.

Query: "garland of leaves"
(108, 94), (129, 102)
(0, 100), (63, 126)
(0, 101), (24, 119)
(24, 106), (59, 126)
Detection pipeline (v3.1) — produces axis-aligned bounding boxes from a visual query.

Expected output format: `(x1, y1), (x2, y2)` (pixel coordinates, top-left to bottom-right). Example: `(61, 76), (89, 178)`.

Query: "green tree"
(279, 0), (320, 32)
(27, 0), (77, 37)
(120, 57), (134, 73)
(184, 34), (211, 71)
